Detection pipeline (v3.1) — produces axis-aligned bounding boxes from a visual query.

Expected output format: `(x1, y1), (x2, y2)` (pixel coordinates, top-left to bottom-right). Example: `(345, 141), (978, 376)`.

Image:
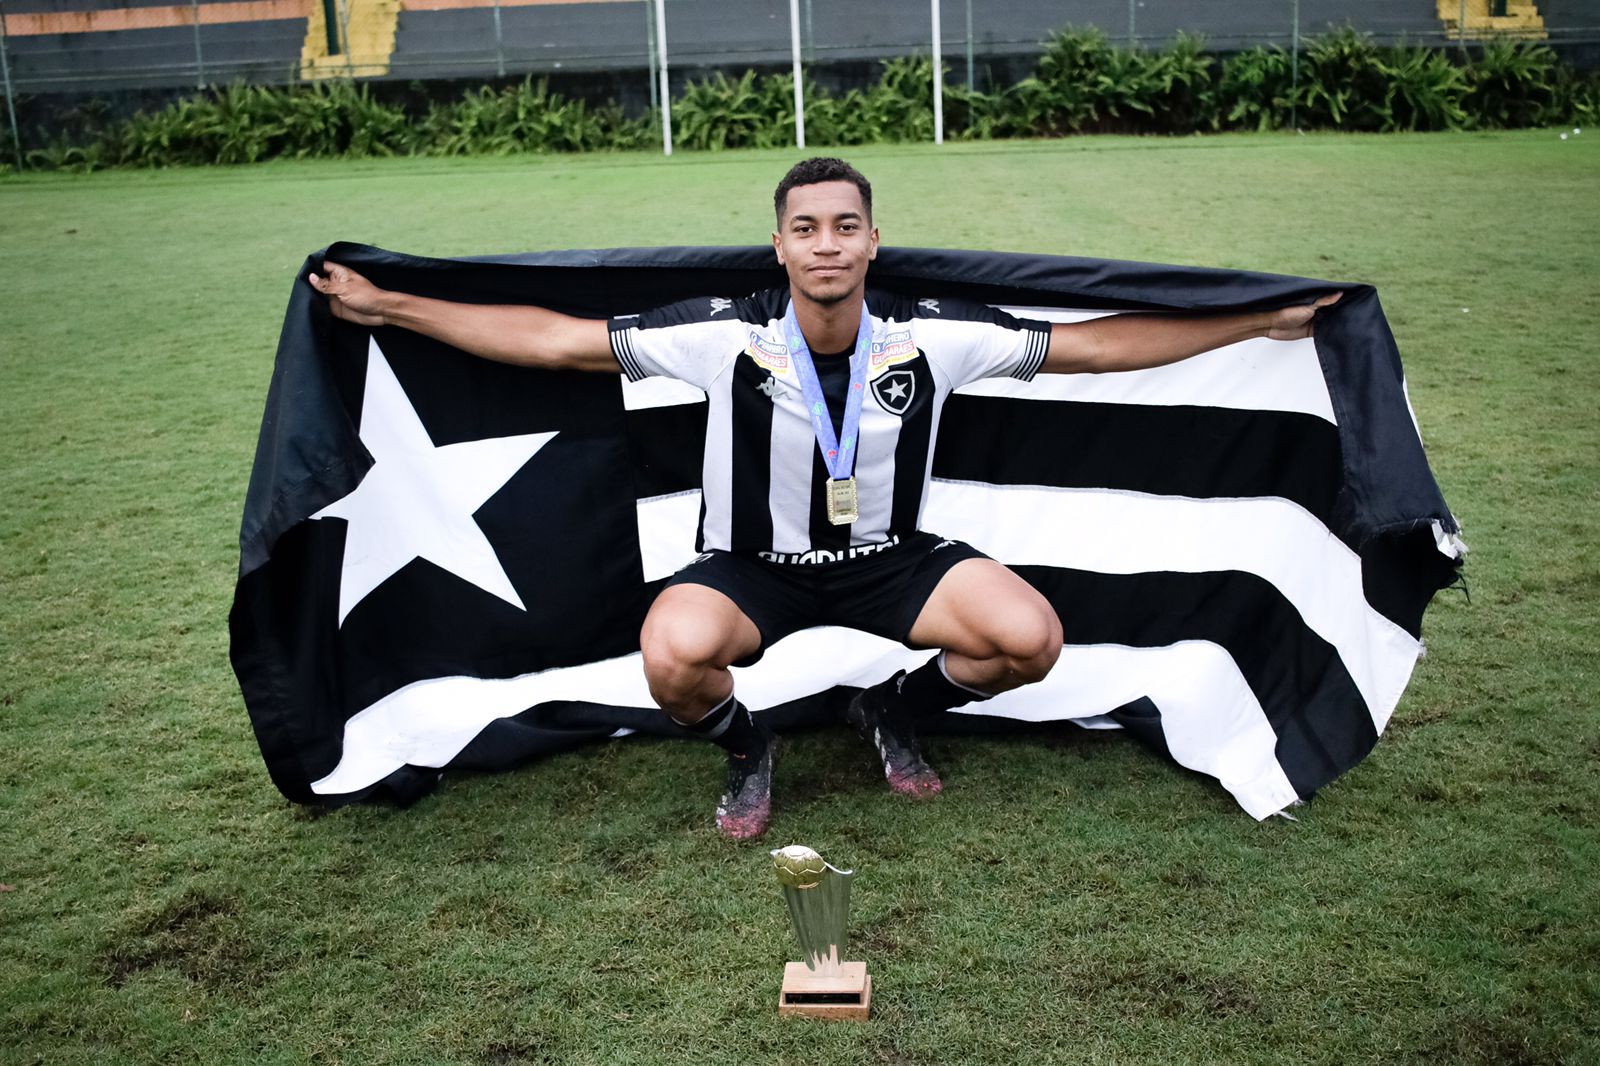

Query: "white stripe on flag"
(980, 309), (1333, 423)
(960, 640), (1301, 819)
(924, 480), (1421, 730)
(309, 629), (923, 797)
(621, 375), (705, 410)
(309, 633), (1297, 817)
(637, 491), (702, 581)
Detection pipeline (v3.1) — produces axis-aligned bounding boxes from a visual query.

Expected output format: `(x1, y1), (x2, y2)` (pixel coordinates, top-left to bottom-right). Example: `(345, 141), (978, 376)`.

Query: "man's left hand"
(1265, 292), (1342, 341)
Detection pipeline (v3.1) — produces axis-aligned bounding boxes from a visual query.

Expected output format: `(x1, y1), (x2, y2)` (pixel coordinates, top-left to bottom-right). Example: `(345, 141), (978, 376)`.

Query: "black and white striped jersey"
(609, 287), (1050, 557)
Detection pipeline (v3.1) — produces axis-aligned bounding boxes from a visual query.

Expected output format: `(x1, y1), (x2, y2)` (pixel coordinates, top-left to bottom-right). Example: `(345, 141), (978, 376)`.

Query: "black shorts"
(664, 531), (989, 665)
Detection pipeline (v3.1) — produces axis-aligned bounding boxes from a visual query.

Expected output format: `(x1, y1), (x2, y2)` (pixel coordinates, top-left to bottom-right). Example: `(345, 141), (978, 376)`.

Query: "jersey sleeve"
(910, 299), (1052, 389)
(608, 299), (746, 390)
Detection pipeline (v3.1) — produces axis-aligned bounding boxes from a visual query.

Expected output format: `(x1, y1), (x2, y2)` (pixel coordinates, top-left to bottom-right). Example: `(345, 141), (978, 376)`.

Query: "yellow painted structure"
(1437, 1), (1547, 41)
(300, 0), (402, 79)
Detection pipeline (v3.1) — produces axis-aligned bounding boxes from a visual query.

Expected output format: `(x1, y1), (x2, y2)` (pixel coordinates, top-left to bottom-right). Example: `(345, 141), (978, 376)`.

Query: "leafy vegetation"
(672, 70), (796, 150)
(8, 28), (1598, 171)
(1216, 44), (1299, 132)
(419, 79), (646, 155)
(1464, 40), (1559, 129)
(980, 28), (1218, 137)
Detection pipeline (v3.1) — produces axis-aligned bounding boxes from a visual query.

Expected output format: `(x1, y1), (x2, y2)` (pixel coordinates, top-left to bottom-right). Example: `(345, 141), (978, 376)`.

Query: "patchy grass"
(1, 130), (1597, 1064)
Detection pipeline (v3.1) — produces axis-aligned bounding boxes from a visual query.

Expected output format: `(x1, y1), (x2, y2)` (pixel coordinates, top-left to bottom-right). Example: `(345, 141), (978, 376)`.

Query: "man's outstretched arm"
(307, 261), (619, 373)
(1041, 293), (1341, 375)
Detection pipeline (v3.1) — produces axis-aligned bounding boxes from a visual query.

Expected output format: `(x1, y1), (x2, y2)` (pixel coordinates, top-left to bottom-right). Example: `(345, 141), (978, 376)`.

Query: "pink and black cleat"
(846, 675), (943, 799)
(715, 731), (779, 842)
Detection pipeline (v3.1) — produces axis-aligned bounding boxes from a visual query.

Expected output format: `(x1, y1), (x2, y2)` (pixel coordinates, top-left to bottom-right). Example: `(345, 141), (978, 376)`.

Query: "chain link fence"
(4, 0), (1598, 162)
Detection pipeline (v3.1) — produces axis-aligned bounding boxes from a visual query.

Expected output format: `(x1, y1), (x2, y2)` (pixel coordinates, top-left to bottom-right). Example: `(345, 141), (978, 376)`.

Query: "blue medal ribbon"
(782, 299), (874, 481)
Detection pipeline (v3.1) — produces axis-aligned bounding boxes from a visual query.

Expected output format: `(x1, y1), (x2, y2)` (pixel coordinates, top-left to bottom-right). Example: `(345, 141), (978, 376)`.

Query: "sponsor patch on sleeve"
(745, 332), (790, 371)
(869, 329), (918, 372)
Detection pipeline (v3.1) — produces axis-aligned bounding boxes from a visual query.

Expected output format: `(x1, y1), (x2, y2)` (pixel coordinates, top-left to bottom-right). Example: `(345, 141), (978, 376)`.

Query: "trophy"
(771, 845), (872, 1020)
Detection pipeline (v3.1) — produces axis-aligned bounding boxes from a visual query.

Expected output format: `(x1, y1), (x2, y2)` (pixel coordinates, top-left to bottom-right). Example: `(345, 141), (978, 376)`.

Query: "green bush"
(1284, 26), (1472, 132)
(843, 57), (930, 142)
(1465, 41), (1558, 128)
(1004, 26), (1148, 134)
(1217, 45), (1297, 131)
(1551, 66), (1600, 125)
(814, 57), (944, 144)
(10, 28), (1593, 170)
(1377, 43), (1470, 131)
(1295, 25), (1388, 129)
(673, 71), (794, 150)
(1145, 33), (1219, 133)
(666, 59), (982, 149)
(24, 138), (112, 173)
(422, 78), (643, 155)
(104, 81), (416, 166)
(985, 28), (1217, 137)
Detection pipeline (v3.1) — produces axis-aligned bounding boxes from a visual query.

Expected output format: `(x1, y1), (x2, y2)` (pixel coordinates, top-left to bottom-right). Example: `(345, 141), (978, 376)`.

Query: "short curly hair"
(773, 157), (873, 225)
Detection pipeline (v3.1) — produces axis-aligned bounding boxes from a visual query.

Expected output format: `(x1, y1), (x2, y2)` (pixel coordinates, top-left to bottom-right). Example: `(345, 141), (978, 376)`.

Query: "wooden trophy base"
(778, 960), (872, 1021)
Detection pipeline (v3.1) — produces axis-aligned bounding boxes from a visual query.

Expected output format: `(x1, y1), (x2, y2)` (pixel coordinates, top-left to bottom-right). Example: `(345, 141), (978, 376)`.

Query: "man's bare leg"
(848, 559), (1062, 796)
(907, 559), (1063, 693)
(640, 583), (761, 720)
(639, 584), (775, 841)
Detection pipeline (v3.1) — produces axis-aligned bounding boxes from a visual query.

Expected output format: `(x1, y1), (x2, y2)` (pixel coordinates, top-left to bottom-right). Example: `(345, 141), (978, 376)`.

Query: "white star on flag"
(313, 337), (557, 625)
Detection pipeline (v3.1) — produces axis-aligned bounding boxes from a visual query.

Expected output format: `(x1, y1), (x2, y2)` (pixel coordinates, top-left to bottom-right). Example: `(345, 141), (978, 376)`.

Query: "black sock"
(896, 653), (993, 717)
(682, 693), (769, 760)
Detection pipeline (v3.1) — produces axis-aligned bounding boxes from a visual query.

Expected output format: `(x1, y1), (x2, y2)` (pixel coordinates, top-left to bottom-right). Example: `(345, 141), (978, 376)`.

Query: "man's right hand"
(303, 258), (618, 373)
(308, 261), (388, 327)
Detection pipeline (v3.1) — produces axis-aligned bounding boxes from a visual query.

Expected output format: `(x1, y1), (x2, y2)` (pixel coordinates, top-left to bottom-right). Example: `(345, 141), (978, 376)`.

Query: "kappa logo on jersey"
(709, 297), (733, 316)
(756, 374), (782, 401)
(869, 329), (917, 370)
(745, 333), (789, 371)
(918, 299), (941, 315)
(871, 368), (917, 416)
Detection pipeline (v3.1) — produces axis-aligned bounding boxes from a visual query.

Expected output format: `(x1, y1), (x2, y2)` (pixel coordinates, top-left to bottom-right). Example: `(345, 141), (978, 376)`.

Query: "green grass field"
(2, 131), (1597, 1065)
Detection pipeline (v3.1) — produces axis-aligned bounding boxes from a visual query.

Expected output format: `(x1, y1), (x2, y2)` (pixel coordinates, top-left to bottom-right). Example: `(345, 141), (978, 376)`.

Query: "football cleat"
(714, 726), (779, 842)
(846, 674), (943, 798)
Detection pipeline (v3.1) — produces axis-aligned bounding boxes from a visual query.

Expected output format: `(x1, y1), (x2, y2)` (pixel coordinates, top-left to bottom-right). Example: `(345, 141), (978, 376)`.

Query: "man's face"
(772, 180), (879, 308)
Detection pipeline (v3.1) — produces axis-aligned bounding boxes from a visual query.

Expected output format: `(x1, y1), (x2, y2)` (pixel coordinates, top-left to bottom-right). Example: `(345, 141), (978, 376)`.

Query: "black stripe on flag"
(1014, 565), (1379, 799)
(934, 396), (1342, 528)
(626, 401), (705, 499)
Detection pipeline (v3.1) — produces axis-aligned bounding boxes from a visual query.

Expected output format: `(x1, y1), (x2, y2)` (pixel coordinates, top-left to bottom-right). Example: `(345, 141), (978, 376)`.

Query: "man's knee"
(995, 604), (1062, 684)
(640, 616), (723, 692)
(639, 590), (757, 708)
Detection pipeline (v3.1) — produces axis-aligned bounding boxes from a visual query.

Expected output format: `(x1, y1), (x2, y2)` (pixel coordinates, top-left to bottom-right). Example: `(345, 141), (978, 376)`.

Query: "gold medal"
(826, 477), (859, 526)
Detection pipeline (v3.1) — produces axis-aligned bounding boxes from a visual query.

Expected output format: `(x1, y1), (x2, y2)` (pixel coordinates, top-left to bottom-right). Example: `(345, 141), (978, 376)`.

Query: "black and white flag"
(230, 243), (1463, 818)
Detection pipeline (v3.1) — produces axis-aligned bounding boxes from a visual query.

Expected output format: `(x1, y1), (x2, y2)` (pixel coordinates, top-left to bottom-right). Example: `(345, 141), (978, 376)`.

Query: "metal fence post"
(1127, 0), (1135, 45)
(964, 0), (973, 91)
(645, 0), (658, 118)
(0, 2), (22, 170)
(654, 0), (671, 155)
(931, 0), (943, 144)
(339, 0), (354, 76)
(492, 0), (504, 78)
(1290, 0), (1299, 130)
(804, 0), (813, 64)
(191, 0), (205, 88)
(789, 0), (804, 148)
(1458, 0), (1468, 51)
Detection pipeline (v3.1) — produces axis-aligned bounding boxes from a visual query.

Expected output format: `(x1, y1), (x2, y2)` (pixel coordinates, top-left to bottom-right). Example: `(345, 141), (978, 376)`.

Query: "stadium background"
(4, 1), (1596, 109)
